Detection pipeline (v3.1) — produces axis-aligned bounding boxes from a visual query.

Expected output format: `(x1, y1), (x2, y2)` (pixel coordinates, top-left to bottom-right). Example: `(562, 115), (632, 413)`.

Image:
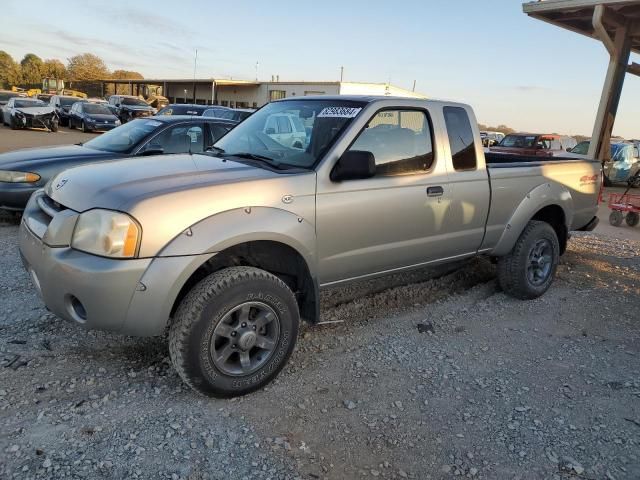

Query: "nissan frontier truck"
(18, 96), (600, 397)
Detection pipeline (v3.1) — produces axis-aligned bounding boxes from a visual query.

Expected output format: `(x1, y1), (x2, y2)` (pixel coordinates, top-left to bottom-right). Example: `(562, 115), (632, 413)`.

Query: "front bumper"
(18, 192), (214, 336)
(0, 184), (39, 211)
(20, 222), (152, 333)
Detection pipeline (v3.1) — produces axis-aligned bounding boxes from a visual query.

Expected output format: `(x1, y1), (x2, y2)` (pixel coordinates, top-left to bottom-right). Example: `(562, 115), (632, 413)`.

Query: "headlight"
(71, 209), (141, 258)
(0, 170), (41, 183)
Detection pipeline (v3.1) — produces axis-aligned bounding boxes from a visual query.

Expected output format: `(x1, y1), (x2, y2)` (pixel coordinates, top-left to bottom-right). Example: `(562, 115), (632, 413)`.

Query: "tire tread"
(168, 266), (297, 397)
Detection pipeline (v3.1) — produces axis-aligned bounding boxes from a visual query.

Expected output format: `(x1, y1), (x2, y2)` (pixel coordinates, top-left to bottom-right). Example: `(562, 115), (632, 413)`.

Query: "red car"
(490, 133), (577, 157)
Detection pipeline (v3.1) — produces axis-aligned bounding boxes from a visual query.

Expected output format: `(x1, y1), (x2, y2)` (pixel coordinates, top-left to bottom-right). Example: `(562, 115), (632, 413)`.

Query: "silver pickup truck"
(18, 96), (600, 397)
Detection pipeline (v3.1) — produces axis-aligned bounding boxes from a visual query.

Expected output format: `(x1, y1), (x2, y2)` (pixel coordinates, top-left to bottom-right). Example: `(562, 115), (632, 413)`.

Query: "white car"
(263, 113), (307, 149)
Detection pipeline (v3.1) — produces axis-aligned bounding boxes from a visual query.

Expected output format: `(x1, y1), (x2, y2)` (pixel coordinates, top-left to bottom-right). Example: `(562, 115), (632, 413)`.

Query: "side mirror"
(566, 147), (572, 152)
(331, 150), (376, 181)
(141, 145), (164, 156)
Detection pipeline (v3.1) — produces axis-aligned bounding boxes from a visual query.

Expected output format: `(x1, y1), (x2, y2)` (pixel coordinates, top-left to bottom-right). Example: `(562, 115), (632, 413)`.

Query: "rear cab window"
(443, 107), (477, 171)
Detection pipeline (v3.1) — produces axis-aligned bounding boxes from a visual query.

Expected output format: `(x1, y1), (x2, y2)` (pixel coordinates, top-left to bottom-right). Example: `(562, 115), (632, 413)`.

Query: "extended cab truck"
(18, 96), (600, 397)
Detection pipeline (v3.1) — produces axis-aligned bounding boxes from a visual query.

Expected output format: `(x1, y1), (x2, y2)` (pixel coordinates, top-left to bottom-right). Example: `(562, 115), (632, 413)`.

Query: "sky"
(2, 0), (639, 138)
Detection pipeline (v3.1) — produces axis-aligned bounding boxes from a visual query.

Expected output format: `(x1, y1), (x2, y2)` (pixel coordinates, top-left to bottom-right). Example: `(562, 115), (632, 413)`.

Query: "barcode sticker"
(317, 107), (362, 118)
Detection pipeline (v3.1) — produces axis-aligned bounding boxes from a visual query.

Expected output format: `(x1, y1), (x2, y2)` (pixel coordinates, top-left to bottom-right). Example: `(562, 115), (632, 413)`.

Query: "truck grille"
(24, 191), (69, 239)
(37, 194), (65, 219)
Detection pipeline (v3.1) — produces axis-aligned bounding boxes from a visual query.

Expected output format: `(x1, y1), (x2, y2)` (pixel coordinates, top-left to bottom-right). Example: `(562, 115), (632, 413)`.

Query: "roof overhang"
(523, 0), (640, 55)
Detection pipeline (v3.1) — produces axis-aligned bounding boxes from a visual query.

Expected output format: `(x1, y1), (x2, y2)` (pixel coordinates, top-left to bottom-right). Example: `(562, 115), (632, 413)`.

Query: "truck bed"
(485, 151), (595, 166)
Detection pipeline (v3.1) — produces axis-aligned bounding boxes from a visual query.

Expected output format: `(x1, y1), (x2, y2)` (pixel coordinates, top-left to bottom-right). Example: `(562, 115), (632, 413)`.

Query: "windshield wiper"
(206, 145), (225, 155)
(223, 152), (287, 169)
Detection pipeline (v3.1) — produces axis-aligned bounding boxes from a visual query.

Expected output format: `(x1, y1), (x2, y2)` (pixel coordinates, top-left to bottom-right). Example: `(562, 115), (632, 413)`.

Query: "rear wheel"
(626, 212), (639, 227)
(169, 266), (299, 397)
(497, 220), (560, 300)
(609, 210), (624, 227)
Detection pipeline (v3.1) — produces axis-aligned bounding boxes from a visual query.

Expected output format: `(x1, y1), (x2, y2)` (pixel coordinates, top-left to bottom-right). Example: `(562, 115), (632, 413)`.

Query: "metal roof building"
(97, 78), (426, 109)
(523, 0), (640, 160)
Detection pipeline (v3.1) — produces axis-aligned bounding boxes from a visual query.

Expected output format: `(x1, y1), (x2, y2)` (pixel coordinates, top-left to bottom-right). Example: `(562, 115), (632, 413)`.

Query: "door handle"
(426, 186), (444, 197)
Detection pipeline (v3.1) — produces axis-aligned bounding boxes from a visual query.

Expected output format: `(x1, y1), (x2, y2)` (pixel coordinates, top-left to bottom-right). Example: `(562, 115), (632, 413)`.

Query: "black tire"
(603, 174), (613, 187)
(497, 220), (560, 300)
(626, 212), (639, 227)
(81, 121), (89, 133)
(9, 116), (19, 130)
(50, 118), (59, 132)
(69, 118), (75, 129)
(609, 210), (624, 227)
(169, 266), (300, 397)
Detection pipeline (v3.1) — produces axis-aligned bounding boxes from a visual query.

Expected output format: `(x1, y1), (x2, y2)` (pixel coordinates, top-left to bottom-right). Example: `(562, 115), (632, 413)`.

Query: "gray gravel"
(1, 223), (639, 479)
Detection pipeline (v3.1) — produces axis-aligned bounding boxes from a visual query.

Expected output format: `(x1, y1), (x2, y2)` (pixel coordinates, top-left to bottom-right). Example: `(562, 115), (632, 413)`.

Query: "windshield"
(122, 97), (149, 107)
(60, 97), (82, 107)
(498, 135), (537, 148)
(83, 118), (163, 153)
(83, 104), (112, 115)
(213, 100), (365, 168)
(570, 141), (590, 155)
(15, 100), (47, 108)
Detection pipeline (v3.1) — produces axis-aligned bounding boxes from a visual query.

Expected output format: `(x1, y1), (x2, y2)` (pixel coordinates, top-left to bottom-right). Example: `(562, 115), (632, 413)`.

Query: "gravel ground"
(1, 223), (639, 480)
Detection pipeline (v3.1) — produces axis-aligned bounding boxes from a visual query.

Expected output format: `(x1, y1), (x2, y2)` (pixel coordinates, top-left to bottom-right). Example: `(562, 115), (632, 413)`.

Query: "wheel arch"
(490, 182), (573, 256)
(159, 207), (319, 326)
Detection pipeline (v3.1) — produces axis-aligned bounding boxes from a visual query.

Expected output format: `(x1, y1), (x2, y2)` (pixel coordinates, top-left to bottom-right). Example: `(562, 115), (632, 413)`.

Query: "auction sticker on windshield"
(317, 107), (362, 118)
(144, 120), (163, 127)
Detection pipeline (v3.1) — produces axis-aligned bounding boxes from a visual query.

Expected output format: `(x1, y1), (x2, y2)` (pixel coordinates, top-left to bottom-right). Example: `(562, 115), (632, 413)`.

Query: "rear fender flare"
(490, 182), (573, 256)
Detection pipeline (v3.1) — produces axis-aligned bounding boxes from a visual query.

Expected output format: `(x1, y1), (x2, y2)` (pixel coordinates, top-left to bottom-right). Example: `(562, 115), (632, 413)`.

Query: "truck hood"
(47, 153), (283, 212)
(0, 145), (118, 172)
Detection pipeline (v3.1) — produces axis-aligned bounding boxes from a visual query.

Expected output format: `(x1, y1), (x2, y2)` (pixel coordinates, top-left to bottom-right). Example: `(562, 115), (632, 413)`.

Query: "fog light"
(68, 295), (87, 322)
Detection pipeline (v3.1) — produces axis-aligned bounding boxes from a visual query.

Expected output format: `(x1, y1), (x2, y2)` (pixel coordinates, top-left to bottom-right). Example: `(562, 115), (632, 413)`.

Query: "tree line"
(0, 51), (143, 89)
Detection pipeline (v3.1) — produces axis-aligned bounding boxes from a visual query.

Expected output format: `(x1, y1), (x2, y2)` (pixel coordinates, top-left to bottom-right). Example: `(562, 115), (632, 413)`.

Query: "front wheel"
(169, 266), (299, 397)
(50, 118), (59, 132)
(497, 220), (560, 300)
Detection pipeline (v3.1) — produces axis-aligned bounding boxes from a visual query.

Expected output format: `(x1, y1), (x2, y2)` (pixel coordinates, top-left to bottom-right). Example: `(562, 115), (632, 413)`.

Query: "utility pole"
(192, 49), (198, 104)
(340, 66), (344, 82)
(255, 61), (259, 81)
(412, 79), (416, 92)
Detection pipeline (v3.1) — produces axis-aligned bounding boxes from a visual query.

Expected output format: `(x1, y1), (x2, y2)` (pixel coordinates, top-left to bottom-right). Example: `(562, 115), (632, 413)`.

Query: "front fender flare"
(490, 182), (573, 256)
(157, 207), (317, 276)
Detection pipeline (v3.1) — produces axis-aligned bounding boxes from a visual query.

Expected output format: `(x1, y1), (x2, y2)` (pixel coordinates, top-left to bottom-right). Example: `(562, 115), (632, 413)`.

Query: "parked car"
(203, 107), (255, 122)
(68, 101), (121, 132)
(36, 94), (53, 103)
(157, 104), (212, 116)
(0, 90), (25, 107)
(50, 95), (87, 126)
(18, 96), (600, 397)
(480, 131), (505, 147)
(108, 95), (156, 123)
(491, 133), (577, 156)
(564, 140), (640, 186)
(260, 112), (307, 148)
(1, 97), (58, 131)
(0, 116), (235, 212)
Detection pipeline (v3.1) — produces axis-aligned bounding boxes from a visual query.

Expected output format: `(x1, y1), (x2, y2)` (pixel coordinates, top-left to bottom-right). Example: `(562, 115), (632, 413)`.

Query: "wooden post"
(588, 10), (631, 162)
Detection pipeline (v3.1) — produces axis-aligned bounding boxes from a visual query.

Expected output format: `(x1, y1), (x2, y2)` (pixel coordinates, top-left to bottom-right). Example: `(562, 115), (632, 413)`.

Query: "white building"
(100, 78), (426, 107)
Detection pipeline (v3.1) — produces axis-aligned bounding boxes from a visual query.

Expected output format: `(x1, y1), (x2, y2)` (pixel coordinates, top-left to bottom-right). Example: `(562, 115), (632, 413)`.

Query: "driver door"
(316, 108), (452, 284)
